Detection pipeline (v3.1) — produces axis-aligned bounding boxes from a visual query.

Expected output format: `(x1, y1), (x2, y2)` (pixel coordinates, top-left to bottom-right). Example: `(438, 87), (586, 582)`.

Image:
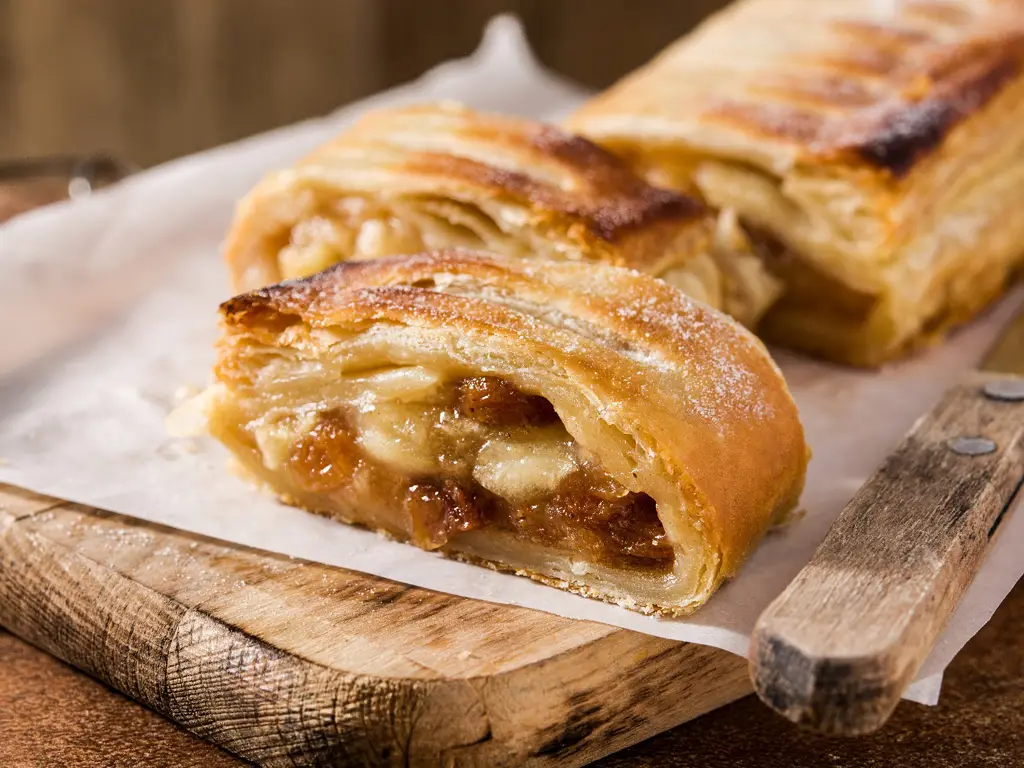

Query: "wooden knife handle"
(750, 372), (1024, 736)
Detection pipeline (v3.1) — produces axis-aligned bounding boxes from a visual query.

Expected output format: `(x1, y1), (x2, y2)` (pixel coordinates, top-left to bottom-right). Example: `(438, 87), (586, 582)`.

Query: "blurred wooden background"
(0, 0), (729, 167)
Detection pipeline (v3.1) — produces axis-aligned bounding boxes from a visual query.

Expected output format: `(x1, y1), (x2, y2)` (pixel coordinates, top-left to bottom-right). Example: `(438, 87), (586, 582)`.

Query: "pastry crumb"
(570, 560), (589, 576)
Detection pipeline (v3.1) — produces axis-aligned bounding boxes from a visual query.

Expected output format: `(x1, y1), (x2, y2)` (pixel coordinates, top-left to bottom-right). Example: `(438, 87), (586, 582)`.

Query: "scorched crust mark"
(531, 125), (707, 235)
(855, 99), (960, 176)
(403, 150), (704, 244)
(855, 58), (1020, 175)
(708, 40), (1022, 178)
(854, 52), (1021, 176)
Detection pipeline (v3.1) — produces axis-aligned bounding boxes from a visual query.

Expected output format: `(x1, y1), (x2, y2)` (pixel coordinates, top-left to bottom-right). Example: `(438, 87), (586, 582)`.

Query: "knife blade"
(750, 296), (1024, 736)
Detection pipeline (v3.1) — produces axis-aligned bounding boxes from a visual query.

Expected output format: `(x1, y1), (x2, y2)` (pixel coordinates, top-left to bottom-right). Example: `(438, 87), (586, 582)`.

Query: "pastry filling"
(275, 198), (497, 281)
(252, 370), (673, 571)
(270, 195), (777, 327)
(660, 207), (782, 326)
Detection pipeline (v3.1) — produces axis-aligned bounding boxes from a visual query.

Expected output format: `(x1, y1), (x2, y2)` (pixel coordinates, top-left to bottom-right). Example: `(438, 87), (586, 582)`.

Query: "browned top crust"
(293, 104), (702, 241)
(569, 0), (1024, 178)
(220, 250), (809, 582)
(224, 103), (716, 295)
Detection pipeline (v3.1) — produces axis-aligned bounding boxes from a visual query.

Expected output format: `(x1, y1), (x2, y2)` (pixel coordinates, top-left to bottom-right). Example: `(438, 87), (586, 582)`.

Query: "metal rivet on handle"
(983, 380), (1024, 402)
(949, 437), (997, 456)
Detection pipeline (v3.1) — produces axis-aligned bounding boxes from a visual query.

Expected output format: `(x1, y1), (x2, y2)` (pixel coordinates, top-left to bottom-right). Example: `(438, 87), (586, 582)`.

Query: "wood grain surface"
(752, 374), (1024, 736)
(0, 484), (752, 767)
(3, 580), (1020, 768)
(749, 378), (1019, 741)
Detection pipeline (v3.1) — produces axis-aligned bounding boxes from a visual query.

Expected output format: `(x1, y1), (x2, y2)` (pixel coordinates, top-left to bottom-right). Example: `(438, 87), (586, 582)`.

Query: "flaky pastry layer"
(191, 251), (808, 615)
(569, 0), (1024, 365)
(224, 103), (779, 327)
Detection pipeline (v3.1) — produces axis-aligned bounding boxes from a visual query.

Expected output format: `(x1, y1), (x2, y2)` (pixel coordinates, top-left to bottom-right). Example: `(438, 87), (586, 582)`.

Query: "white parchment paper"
(1, 17), (1021, 706)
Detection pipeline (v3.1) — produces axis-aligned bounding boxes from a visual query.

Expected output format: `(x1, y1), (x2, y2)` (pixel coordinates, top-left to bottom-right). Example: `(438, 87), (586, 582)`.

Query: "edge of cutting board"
(0, 484), (751, 768)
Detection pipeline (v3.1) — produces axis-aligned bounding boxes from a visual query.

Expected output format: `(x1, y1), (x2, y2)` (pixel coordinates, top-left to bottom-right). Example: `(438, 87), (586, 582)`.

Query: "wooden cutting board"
(0, 484), (751, 767)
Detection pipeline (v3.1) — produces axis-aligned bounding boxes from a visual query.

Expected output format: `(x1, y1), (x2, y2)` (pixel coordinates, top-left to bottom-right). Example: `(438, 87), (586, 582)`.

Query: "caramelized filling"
(454, 376), (558, 428)
(289, 415), (360, 493)
(281, 375), (673, 571)
(276, 199), (485, 281)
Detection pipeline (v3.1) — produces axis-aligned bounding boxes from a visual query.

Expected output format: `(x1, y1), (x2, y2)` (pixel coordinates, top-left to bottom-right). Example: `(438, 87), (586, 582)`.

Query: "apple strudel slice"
(191, 250), (807, 616)
(224, 103), (780, 328)
(569, 0), (1024, 366)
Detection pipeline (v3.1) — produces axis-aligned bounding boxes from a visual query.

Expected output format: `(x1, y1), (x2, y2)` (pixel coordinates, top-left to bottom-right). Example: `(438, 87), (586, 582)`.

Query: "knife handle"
(750, 372), (1024, 736)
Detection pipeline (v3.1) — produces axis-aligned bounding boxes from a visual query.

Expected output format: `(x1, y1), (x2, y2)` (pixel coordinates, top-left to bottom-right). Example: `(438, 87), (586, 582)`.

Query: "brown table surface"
(1, 580), (1019, 767)
(2, 180), (1021, 768)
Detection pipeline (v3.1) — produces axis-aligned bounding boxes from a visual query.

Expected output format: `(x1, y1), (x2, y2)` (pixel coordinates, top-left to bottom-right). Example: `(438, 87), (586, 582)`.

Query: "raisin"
(495, 488), (672, 569)
(288, 411), (359, 493)
(455, 377), (557, 428)
(405, 480), (487, 550)
(441, 479), (486, 534)
(405, 484), (448, 550)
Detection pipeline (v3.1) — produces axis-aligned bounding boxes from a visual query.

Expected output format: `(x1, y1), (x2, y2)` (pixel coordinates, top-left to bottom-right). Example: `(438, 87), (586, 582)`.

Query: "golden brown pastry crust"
(568, 0), (1024, 365)
(208, 250), (808, 615)
(223, 103), (780, 327)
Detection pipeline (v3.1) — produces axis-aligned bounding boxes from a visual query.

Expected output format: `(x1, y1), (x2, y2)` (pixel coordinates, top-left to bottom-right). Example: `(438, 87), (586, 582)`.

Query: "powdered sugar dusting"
(606, 281), (778, 428)
(303, 254), (785, 439)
